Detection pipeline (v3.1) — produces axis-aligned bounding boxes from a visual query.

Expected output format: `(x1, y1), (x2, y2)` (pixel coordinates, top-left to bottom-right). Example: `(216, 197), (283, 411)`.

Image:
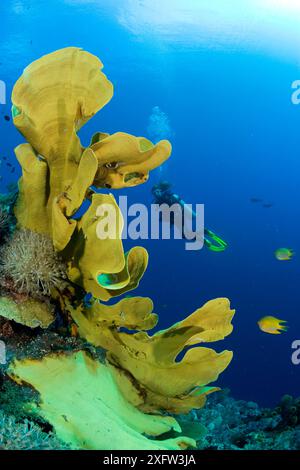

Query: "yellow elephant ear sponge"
(11, 48), (171, 301)
(12, 47), (113, 163)
(91, 132), (172, 189)
(69, 297), (235, 414)
(9, 351), (196, 450)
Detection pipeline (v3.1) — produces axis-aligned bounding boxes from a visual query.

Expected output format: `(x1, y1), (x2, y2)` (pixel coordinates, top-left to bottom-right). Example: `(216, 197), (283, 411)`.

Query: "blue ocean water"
(1, 0), (300, 407)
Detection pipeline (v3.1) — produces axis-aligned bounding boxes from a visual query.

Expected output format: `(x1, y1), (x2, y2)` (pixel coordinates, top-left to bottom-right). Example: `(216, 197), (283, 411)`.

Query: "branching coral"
(0, 229), (67, 298)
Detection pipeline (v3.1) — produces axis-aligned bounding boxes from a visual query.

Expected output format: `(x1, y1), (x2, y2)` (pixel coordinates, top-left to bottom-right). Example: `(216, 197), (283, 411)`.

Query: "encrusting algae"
(0, 47), (235, 450)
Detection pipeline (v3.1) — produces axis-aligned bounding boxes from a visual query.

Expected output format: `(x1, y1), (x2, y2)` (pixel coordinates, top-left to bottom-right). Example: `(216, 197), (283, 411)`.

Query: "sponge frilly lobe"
(68, 297), (235, 414)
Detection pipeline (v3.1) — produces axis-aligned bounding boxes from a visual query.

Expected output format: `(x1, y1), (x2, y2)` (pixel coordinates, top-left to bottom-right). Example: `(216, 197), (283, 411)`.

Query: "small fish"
(250, 197), (263, 203)
(6, 162), (12, 167)
(4, 115), (10, 122)
(275, 248), (294, 261)
(263, 202), (273, 208)
(258, 316), (288, 335)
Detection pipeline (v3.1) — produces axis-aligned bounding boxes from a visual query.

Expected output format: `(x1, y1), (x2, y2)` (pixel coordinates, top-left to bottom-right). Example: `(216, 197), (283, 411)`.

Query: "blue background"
(1, 0), (300, 406)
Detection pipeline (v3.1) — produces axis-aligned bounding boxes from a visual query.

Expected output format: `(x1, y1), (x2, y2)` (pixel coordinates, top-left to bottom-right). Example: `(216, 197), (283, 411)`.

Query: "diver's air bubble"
(147, 106), (173, 143)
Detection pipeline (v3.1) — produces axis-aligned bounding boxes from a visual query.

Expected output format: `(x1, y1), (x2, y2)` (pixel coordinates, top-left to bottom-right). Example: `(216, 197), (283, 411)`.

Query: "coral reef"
(1, 386), (300, 450)
(193, 391), (300, 450)
(0, 188), (16, 242)
(8, 297), (235, 449)
(275, 394), (300, 428)
(0, 296), (54, 329)
(0, 47), (235, 450)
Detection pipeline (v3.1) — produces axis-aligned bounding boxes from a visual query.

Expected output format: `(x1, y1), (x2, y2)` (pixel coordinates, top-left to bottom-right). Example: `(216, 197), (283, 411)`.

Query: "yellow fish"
(275, 248), (294, 261)
(258, 316), (288, 335)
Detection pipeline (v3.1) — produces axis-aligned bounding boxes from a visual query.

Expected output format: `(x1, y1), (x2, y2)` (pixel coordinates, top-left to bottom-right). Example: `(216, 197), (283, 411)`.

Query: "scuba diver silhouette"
(151, 181), (228, 252)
